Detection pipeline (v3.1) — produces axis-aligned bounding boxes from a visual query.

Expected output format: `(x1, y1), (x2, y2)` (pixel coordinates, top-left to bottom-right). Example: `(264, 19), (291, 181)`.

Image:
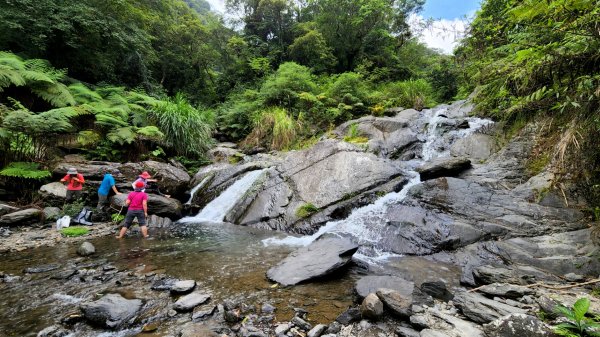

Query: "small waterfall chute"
(179, 169), (266, 223)
(185, 175), (211, 205)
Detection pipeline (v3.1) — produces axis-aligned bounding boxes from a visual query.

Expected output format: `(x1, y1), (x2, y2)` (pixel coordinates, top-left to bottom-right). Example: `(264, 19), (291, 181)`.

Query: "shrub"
(243, 107), (299, 151)
(381, 79), (436, 110)
(259, 62), (317, 111)
(149, 93), (214, 157)
(296, 203), (319, 218)
(61, 200), (86, 217)
(60, 226), (90, 237)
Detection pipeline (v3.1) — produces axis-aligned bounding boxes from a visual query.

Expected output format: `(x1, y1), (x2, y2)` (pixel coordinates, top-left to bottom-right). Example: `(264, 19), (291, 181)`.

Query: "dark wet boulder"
(146, 214), (174, 228)
(267, 236), (358, 286)
(123, 160), (191, 196)
(0, 208), (42, 226)
(80, 293), (142, 329)
(483, 313), (555, 337)
(336, 307), (361, 325)
(416, 157), (471, 181)
(111, 193), (182, 218)
(420, 281), (453, 302)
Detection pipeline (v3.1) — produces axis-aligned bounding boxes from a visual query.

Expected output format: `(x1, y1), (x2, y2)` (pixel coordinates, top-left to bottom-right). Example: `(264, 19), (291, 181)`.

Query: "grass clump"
(296, 203), (319, 218)
(343, 124), (369, 144)
(60, 226), (90, 237)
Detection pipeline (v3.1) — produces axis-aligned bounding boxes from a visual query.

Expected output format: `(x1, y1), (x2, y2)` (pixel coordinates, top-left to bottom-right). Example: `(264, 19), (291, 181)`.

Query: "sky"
(205, 0), (482, 54)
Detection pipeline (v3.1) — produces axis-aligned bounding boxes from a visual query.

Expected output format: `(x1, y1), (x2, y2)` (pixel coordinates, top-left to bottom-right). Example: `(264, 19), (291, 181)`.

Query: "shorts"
(123, 210), (147, 228)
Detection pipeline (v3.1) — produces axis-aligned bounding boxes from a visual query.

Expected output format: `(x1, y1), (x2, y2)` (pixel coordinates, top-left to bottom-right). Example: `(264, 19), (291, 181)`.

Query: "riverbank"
(0, 222), (115, 253)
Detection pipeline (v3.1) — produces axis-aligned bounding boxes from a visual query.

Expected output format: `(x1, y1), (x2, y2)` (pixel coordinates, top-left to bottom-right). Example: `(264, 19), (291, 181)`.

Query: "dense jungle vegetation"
(0, 0), (598, 203)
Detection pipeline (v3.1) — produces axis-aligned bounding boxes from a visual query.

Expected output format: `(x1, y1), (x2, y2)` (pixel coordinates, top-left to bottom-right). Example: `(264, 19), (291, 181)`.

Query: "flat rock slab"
(267, 236), (358, 286)
(173, 291), (211, 312)
(171, 280), (196, 293)
(151, 278), (179, 291)
(80, 293), (142, 329)
(477, 283), (535, 299)
(453, 292), (527, 324)
(416, 157), (471, 181)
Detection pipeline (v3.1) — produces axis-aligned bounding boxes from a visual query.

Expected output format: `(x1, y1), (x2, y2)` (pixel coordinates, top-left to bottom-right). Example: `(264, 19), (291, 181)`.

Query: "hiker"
(116, 181), (149, 239)
(60, 168), (85, 202)
(132, 171), (170, 198)
(97, 168), (122, 211)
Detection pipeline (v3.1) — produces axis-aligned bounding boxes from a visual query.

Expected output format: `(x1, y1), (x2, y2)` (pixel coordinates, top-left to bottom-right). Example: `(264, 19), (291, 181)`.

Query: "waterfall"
(263, 106), (493, 262)
(179, 169), (265, 223)
(185, 176), (211, 205)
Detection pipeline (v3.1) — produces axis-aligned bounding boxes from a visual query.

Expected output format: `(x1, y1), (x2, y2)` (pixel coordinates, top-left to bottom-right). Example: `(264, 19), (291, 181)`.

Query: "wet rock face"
(80, 293), (142, 329)
(266, 236), (358, 286)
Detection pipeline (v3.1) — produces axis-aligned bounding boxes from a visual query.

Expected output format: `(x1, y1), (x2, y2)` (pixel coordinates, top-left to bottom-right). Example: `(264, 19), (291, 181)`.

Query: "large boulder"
(267, 236), (358, 286)
(123, 160), (191, 196)
(111, 193), (182, 218)
(483, 313), (554, 337)
(80, 293), (142, 329)
(0, 208), (42, 226)
(39, 182), (67, 199)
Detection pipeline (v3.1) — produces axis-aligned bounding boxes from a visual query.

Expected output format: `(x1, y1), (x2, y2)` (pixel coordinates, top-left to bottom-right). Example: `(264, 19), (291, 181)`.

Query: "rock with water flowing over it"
(238, 140), (405, 233)
(453, 292), (527, 324)
(266, 236), (358, 286)
(483, 313), (554, 337)
(77, 242), (95, 256)
(416, 157), (471, 181)
(0, 208), (42, 226)
(173, 291), (211, 312)
(80, 293), (142, 329)
(111, 193), (182, 218)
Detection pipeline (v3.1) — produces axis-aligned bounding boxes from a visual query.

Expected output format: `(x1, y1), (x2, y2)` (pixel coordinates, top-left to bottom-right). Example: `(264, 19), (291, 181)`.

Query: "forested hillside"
(0, 0), (598, 203)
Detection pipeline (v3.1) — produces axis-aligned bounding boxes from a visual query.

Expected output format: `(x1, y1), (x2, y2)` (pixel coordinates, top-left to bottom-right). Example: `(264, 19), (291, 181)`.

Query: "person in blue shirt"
(97, 168), (122, 211)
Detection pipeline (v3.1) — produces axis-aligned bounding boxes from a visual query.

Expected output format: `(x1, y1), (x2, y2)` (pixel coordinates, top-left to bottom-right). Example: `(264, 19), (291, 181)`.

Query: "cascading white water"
(179, 169), (265, 223)
(185, 176), (211, 205)
(263, 106), (493, 263)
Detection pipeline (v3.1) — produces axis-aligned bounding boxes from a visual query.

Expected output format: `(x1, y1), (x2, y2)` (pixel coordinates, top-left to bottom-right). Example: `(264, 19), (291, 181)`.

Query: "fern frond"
(0, 162), (51, 180)
(136, 125), (163, 139)
(68, 83), (103, 104)
(77, 130), (101, 147)
(95, 114), (129, 127)
(107, 126), (136, 145)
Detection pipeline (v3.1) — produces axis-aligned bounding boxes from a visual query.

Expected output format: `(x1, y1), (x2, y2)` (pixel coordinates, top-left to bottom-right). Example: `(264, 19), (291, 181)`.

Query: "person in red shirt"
(60, 168), (85, 202)
(116, 181), (149, 239)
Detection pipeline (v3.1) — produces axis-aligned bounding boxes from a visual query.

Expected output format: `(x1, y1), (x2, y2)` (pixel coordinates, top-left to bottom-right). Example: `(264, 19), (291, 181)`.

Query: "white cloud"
(409, 14), (470, 55)
(206, 0), (225, 13)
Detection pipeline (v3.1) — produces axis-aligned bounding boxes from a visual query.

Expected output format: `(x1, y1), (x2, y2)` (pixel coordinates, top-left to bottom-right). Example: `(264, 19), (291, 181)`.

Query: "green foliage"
(60, 226), (90, 237)
(296, 203), (319, 218)
(111, 213), (125, 223)
(149, 93), (214, 157)
(554, 298), (600, 337)
(344, 124), (369, 144)
(379, 79), (436, 110)
(259, 62), (317, 111)
(61, 201), (86, 218)
(244, 107), (299, 151)
(0, 162), (51, 180)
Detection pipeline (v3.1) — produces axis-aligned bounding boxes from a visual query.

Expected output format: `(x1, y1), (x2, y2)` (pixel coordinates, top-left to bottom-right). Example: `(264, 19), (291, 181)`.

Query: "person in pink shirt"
(116, 181), (149, 239)
(60, 167), (85, 202)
